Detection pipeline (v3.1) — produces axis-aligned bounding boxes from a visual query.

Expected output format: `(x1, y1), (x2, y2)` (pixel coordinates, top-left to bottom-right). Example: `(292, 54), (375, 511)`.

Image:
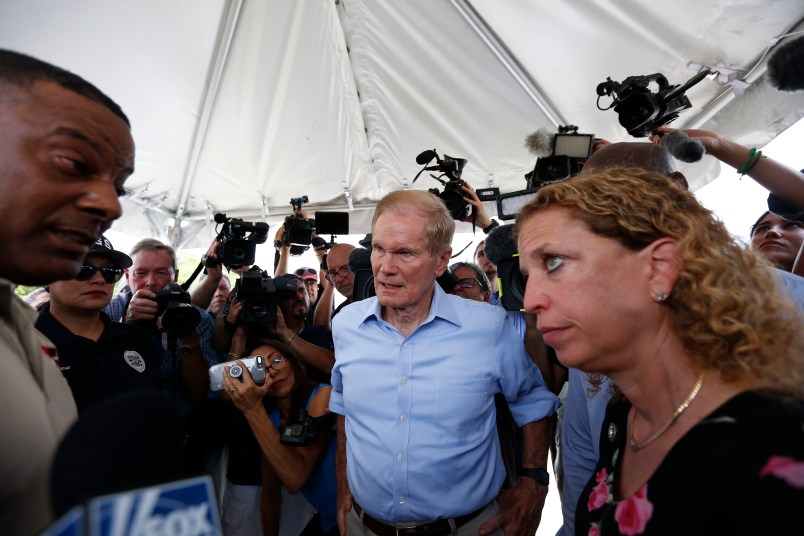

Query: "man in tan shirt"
(0, 49), (135, 536)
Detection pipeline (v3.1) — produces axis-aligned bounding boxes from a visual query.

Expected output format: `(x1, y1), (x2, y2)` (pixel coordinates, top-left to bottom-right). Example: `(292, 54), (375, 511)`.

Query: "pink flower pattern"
(613, 483), (654, 535)
(587, 469), (610, 511)
(588, 525), (600, 536)
(760, 456), (804, 488)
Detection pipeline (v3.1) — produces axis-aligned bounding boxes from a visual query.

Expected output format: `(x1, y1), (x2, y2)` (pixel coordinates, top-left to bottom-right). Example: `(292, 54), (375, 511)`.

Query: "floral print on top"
(575, 390), (804, 535)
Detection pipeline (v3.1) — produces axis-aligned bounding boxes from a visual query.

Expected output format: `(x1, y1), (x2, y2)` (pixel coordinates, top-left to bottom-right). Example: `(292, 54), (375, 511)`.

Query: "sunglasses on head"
(295, 268), (317, 276)
(76, 264), (124, 283)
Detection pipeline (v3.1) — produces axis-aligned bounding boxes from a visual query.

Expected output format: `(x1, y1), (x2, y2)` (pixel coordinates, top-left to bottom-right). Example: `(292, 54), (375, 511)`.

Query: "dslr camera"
(151, 283), (201, 337)
(412, 149), (470, 220)
(229, 267), (300, 323)
(596, 70), (709, 137)
(214, 213), (269, 269)
(208, 355), (266, 391)
(280, 410), (336, 447)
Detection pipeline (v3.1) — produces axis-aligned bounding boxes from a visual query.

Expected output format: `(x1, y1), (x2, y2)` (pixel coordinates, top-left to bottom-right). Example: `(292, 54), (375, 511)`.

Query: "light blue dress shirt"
(329, 285), (559, 523)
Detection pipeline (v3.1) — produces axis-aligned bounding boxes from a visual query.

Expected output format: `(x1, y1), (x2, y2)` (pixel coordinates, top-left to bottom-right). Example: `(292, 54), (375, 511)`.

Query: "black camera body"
(278, 196), (316, 255)
(413, 149), (471, 220)
(497, 256), (526, 312)
(280, 411), (336, 447)
(215, 213), (269, 269)
(528, 126), (595, 183)
(232, 267), (299, 323)
(152, 283), (201, 337)
(596, 70), (709, 137)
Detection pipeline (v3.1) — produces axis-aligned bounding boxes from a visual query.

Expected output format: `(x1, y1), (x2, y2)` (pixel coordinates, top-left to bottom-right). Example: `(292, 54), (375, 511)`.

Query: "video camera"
(411, 149), (470, 220)
(279, 410), (336, 447)
(151, 283), (201, 337)
(228, 267), (300, 324)
(214, 213), (269, 269)
(495, 126), (594, 220)
(596, 70), (710, 137)
(277, 197), (351, 256)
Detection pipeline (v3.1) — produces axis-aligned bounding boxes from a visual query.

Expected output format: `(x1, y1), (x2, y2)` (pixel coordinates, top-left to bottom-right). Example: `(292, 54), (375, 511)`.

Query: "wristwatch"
(520, 467), (550, 486)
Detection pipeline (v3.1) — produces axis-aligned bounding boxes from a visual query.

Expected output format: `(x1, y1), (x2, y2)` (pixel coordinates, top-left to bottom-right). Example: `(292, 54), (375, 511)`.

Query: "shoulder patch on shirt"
(124, 350), (146, 373)
(42, 345), (60, 366)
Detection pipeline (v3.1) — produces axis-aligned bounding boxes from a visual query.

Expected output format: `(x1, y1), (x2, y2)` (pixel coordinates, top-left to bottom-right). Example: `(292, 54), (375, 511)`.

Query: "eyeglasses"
(76, 264), (124, 284)
(295, 267), (317, 277)
(325, 266), (350, 282)
(264, 354), (287, 371)
(457, 278), (486, 291)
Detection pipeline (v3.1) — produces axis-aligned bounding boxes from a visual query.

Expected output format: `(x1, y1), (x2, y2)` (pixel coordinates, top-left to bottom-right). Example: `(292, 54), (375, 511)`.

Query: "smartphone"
(209, 355), (266, 391)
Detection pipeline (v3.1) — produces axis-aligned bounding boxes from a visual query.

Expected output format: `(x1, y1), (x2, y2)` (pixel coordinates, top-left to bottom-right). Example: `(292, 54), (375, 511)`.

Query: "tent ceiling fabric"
(2, 0), (803, 249)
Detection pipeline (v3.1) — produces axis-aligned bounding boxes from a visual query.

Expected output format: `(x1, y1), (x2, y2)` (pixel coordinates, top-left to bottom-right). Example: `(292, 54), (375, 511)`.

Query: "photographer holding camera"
(104, 238), (217, 418)
(221, 339), (337, 536)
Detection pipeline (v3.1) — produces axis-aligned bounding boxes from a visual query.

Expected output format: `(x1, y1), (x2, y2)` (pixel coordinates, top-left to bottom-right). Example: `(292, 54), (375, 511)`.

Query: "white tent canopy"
(2, 0), (803, 250)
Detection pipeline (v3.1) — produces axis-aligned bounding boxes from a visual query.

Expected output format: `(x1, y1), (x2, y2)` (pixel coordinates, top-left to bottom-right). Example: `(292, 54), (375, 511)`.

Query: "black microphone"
(416, 149), (437, 165)
(50, 391), (183, 517)
(348, 247), (372, 272)
(484, 224), (518, 265)
(660, 131), (705, 163)
(767, 34), (804, 92)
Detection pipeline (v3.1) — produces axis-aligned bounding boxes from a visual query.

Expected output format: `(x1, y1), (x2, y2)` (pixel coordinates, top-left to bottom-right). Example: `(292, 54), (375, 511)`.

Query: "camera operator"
(458, 182), (505, 304)
(222, 340), (337, 536)
(104, 238), (217, 418)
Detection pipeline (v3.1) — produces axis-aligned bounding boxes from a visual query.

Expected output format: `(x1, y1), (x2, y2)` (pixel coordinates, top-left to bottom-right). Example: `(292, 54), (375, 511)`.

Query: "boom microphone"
(416, 149), (437, 165)
(660, 131), (705, 163)
(525, 129), (554, 158)
(50, 391), (183, 517)
(484, 224), (518, 266)
(767, 34), (804, 91)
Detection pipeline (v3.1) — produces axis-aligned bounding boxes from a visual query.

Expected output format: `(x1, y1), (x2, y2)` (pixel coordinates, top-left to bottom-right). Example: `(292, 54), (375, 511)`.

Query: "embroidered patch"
(124, 350), (146, 373)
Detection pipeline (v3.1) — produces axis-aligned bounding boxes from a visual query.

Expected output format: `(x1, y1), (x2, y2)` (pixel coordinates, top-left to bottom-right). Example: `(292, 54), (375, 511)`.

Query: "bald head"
(582, 142), (688, 190)
(327, 243), (355, 298)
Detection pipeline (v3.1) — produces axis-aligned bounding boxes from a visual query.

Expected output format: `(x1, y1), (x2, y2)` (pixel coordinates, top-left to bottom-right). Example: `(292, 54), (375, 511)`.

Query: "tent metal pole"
(172, 0), (245, 245)
(449, 0), (566, 128)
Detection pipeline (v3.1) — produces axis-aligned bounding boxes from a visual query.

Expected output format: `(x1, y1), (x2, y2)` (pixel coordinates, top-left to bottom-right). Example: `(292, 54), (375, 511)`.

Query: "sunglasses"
(295, 267), (317, 276)
(76, 264), (124, 284)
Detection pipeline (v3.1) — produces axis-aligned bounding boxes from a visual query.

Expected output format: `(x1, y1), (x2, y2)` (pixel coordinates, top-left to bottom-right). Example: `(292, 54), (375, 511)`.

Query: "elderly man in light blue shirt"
(329, 190), (559, 536)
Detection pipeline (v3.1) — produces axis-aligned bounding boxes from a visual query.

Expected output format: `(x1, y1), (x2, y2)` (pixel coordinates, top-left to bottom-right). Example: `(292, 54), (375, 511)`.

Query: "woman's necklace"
(629, 371), (706, 451)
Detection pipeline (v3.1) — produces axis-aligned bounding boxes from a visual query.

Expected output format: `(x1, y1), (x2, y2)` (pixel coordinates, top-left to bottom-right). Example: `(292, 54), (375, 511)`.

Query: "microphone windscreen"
(525, 129), (554, 158)
(50, 391), (183, 517)
(660, 131), (705, 163)
(484, 224), (518, 265)
(348, 247), (372, 272)
(416, 150), (437, 165)
(767, 35), (804, 92)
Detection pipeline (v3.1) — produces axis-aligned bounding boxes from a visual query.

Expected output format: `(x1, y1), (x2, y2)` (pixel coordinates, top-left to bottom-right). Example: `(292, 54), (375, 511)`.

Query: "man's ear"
(644, 238), (679, 297)
(124, 268), (131, 286)
(173, 269), (179, 283)
(668, 171), (689, 191)
(434, 247), (453, 276)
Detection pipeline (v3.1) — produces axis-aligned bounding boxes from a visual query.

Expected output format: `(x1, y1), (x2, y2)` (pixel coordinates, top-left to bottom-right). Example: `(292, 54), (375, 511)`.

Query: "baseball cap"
(768, 193), (804, 223)
(87, 235), (133, 268)
(294, 267), (318, 281)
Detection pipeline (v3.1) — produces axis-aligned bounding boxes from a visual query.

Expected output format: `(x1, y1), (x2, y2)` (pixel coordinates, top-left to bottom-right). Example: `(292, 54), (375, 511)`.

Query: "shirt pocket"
(435, 377), (494, 446)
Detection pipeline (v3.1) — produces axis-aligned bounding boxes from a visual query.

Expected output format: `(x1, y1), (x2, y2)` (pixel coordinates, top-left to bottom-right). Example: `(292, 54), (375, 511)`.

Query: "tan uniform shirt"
(0, 279), (77, 536)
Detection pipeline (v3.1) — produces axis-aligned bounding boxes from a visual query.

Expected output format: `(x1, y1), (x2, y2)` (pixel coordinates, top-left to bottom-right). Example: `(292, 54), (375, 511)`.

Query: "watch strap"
(520, 467), (549, 486)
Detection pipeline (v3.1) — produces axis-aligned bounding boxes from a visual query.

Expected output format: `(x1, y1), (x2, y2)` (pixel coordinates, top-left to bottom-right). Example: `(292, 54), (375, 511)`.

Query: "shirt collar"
(357, 283), (464, 330)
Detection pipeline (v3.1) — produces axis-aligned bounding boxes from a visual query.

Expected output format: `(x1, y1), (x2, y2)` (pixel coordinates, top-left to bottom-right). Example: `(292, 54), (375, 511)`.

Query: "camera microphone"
(348, 247), (372, 272)
(416, 149), (437, 165)
(484, 224), (518, 266)
(659, 131), (705, 163)
(767, 34), (804, 92)
(525, 129), (555, 158)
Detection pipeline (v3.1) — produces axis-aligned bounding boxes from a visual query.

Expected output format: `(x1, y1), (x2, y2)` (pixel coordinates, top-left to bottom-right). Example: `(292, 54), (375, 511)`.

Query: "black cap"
(767, 193), (804, 223)
(87, 235), (133, 268)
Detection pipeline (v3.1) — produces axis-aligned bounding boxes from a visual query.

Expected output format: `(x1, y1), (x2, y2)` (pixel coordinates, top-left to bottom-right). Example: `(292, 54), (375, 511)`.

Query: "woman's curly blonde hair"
(514, 166), (804, 395)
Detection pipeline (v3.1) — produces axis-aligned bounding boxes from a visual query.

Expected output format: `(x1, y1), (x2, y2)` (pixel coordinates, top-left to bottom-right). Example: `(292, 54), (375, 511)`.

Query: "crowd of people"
(1, 44), (803, 536)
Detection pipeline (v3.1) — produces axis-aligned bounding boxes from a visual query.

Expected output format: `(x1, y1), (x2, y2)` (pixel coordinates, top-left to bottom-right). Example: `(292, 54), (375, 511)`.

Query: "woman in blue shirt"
(223, 340), (337, 535)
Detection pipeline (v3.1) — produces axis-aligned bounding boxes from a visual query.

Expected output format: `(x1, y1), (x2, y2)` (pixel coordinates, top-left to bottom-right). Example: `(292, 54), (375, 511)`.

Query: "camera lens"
(248, 304), (270, 319)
